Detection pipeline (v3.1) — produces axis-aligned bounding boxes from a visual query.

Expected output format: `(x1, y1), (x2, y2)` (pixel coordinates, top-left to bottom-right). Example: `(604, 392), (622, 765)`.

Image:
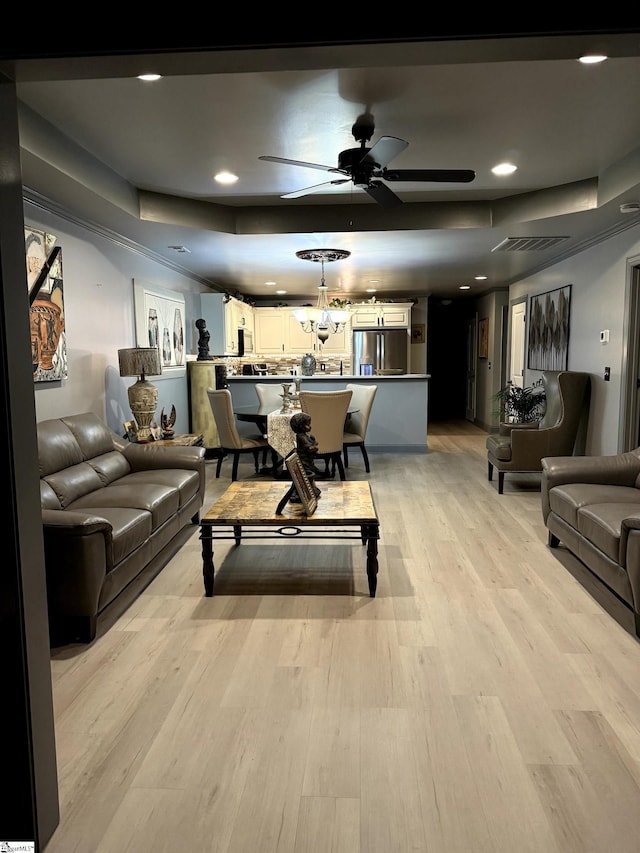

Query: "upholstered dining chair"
(255, 382), (283, 411)
(342, 383), (377, 473)
(486, 370), (591, 494)
(299, 389), (353, 480)
(254, 382), (283, 463)
(206, 388), (270, 481)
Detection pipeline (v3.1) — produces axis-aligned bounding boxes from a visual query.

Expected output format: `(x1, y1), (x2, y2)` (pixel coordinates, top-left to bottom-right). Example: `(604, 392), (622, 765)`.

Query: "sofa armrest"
(41, 509), (112, 618)
(123, 442), (205, 473)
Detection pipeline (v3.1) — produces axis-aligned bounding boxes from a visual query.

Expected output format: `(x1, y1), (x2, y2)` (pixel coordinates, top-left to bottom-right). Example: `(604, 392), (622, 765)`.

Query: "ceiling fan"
(259, 116), (476, 209)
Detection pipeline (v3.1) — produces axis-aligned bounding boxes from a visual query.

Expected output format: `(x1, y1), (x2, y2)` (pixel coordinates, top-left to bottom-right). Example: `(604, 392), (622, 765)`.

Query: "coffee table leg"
(200, 525), (215, 596)
(233, 524), (242, 545)
(364, 523), (379, 597)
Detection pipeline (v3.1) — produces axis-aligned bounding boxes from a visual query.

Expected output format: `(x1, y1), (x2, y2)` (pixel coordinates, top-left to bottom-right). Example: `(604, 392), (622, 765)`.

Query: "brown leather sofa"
(541, 450), (640, 638)
(38, 413), (206, 645)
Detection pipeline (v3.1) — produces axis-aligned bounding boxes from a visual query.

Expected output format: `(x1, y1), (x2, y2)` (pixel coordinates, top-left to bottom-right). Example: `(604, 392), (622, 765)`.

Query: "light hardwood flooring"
(46, 421), (640, 852)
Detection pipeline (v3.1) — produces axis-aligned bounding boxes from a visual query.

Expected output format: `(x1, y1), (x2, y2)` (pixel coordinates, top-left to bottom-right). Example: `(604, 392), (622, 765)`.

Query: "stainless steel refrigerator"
(352, 328), (408, 376)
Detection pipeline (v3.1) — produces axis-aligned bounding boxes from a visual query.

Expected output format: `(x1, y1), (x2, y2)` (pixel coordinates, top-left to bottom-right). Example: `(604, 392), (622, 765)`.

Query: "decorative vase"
(301, 353), (316, 376)
(31, 292), (64, 372)
(281, 383), (292, 412)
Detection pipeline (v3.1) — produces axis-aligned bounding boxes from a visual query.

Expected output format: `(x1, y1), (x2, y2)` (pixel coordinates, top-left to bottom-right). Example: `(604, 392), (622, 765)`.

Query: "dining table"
(234, 402), (359, 477)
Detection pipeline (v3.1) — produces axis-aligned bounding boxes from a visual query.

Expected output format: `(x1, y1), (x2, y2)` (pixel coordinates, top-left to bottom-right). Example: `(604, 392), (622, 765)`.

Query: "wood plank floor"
(46, 421), (640, 853)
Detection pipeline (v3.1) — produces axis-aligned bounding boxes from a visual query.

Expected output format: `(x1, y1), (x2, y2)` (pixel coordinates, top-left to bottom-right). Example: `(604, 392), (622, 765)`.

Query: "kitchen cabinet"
(254, 308), (287, 353)
(200, 294), (254, 355)
(350, 302), (412, 329)
(255, 307), (350, 354)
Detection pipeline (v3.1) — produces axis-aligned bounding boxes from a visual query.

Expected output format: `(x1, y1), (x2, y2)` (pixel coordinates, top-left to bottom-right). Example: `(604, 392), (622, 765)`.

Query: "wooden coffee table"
(199, 480), (380, 596)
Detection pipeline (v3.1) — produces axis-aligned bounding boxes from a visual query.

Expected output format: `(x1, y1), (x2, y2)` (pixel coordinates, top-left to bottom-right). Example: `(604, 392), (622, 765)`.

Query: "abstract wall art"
(527, 285), (572, 371)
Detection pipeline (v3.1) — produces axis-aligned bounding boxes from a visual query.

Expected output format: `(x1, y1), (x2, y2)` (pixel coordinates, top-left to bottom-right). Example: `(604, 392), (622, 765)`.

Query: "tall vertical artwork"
(25, 227), (67, 382)
(133, 281), (186, 378)
(527, 285), (571, 371)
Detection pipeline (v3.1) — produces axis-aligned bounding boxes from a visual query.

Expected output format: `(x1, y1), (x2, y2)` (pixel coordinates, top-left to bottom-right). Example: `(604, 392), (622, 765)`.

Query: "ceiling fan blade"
(282, 179), (350, 199)
(360, 136), (409, 169)
(382, 168), (476, 183)
(364, 180), (403, 209)
(259, 155), (337, 173)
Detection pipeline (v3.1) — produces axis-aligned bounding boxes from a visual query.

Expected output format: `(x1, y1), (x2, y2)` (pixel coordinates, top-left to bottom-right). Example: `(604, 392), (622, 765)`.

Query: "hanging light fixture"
(293, 249), (351, 344)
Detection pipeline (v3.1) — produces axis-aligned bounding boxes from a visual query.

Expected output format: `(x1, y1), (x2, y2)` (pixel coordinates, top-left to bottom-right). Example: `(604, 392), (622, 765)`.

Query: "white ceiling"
(8, 32), (640, 303)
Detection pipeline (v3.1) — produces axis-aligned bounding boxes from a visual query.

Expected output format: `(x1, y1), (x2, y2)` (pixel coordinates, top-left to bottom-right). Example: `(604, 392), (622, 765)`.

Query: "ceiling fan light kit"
(294, 249), (351, 344)
(260, 115), (476, 209)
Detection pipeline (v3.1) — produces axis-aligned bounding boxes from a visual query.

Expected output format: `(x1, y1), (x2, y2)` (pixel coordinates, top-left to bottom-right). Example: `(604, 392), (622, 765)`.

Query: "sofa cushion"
(44, 462), (107, 508)
(85, 507), (153, 568)
(68, 483), (179, 529)
(119, 469), (201, 508)
(548, 483), (640, 528)
(577, 502), (640, 564)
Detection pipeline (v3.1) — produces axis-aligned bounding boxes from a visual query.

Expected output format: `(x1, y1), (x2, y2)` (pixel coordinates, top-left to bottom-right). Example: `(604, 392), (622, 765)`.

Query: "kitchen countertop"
(227, 373), (430, 380)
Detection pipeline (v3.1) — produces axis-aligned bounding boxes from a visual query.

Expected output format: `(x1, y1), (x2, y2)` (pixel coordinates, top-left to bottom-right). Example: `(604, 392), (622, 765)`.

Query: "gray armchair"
(486, 370), (591, 494)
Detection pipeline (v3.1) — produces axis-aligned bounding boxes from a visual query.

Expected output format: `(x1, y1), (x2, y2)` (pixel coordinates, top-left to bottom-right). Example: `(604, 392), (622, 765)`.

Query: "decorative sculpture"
(160, 404), (177, 438)
(195, 318), (212, 361)
(289, 411), (321, 499)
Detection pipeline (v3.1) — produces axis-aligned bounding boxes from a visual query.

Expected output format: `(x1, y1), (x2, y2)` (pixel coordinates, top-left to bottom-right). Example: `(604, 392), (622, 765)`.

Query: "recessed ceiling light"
(276, 290), (287, 294)
(578, 54), (607, 64)
(137, 73), (162, 81)
(265, 281), (276, 286)
(214, 171), (238, 185)
(366, 288), (377, 293)
(459, 285), (471, 290)
(475, 275), (487, 280)
(492, 163), (517, 176)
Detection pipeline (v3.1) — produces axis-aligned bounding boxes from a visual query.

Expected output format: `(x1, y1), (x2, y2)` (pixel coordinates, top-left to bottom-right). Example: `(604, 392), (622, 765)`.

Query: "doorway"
(509, 298), (527, 388)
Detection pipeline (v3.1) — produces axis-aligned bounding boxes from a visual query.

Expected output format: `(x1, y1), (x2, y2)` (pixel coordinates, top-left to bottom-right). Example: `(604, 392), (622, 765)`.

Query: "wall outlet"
(600, 329), (610, 343)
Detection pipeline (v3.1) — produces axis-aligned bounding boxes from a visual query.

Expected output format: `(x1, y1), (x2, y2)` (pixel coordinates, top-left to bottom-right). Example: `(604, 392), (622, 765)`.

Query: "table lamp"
(118, 346), (162, 441)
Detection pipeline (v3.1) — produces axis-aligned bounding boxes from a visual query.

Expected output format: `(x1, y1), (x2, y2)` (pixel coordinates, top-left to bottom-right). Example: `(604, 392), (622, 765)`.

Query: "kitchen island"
(227, 374), (430, 453)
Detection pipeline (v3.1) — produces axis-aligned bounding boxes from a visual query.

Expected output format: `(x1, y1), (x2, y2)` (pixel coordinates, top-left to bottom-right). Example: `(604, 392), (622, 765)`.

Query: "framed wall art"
(133, 281), (186, 378)
(411, 323), (425, 344)
(527, 285), (571, 371)
(478, 317), (489, 359)
(284, 449), (318, 516)
(26, 226), (68, 382)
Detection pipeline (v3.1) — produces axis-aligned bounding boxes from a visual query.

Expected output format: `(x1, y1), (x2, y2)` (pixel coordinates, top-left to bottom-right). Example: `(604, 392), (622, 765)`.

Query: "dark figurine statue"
(289, 411), (322, 499)
(195, 318), (212, 361)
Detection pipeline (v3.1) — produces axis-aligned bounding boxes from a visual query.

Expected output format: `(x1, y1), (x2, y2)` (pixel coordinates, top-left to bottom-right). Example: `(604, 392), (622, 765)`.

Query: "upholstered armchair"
(486, 370), (591, 494)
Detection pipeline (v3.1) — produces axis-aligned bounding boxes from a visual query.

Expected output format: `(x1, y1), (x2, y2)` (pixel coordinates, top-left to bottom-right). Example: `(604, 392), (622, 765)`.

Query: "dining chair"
(206, 388), (270, 481)
(342, 383), (377, 473)
(299, 389), (352, 480)
(254, 382), (284, 462)
(255, 382), (283, 411)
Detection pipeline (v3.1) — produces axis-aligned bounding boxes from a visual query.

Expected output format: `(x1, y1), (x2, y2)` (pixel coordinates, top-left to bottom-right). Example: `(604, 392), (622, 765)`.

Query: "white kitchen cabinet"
(200, 294), (254, 355)
(254, 307), (351, 354)
(254, 308), (287, 353)
(350, 302), (412, 329)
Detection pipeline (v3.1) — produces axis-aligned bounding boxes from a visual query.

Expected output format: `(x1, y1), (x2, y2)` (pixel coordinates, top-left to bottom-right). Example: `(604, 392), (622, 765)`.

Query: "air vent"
(491, 236), (570, 252)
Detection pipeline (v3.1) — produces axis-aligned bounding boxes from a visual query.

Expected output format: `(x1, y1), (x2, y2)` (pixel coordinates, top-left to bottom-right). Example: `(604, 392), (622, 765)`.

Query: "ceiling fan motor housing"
(337, 147), (378, 182)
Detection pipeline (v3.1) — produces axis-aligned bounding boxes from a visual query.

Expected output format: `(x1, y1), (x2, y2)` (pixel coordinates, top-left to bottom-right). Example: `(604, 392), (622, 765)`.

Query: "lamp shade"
(118, 347), (162, 378)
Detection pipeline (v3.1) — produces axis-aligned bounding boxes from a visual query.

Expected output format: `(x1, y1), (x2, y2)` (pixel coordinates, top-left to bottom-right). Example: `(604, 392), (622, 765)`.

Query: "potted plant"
(494, 379), (545, 423)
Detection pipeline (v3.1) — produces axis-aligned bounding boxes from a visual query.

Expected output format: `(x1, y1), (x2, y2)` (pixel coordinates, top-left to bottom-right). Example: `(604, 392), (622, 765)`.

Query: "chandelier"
(293, 249), (351, 344)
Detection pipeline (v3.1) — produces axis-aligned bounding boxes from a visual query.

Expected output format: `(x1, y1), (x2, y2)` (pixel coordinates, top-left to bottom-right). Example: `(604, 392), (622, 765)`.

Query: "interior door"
(510, 299), (527, 387)
(466, 315), (477, 421)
